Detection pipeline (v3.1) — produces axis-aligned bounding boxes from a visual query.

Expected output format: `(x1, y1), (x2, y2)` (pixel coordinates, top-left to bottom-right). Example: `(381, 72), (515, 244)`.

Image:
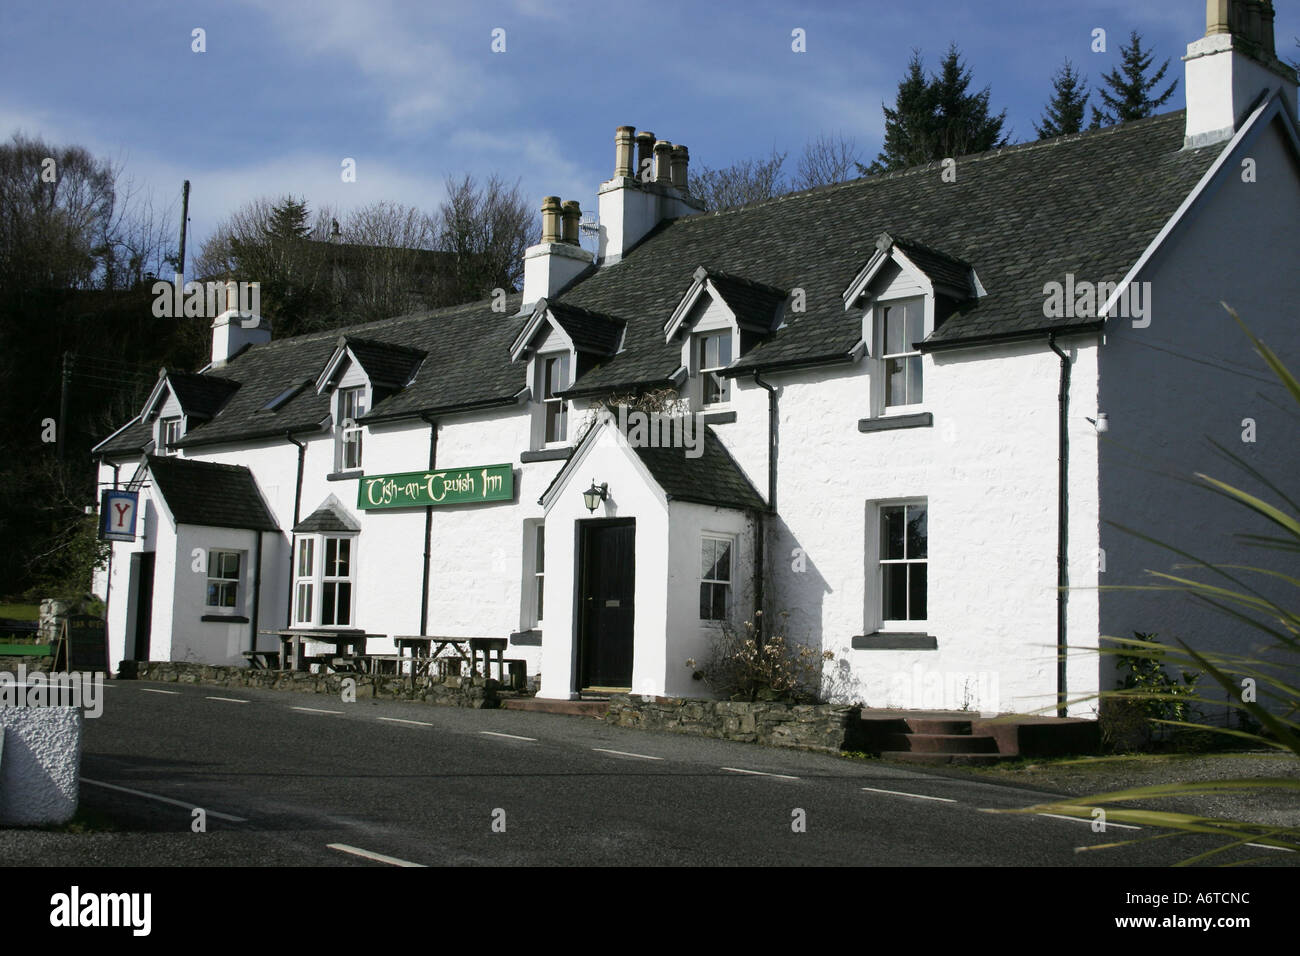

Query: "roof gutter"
(1047, 333), (1071, 719)
(920, 321), (1104, 354)
(725, 349), (857, 378)
(360, 390), (526, 425)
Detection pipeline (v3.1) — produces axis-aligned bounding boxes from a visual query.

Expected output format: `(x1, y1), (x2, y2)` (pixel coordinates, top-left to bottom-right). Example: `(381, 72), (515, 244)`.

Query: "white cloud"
(236, 0), (504, 132)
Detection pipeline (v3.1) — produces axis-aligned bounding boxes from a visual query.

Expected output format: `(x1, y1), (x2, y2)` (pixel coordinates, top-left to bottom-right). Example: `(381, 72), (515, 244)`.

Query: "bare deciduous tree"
(435, 173), (536, 301)
(793, 133), (861, 189)
(689, 149), (788, 211)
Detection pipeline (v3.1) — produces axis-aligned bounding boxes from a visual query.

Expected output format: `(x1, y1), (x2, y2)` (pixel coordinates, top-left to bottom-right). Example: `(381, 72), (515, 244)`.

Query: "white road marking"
(140, 688), (179, 695)
(377, 716), (432, 727)
(80, 777), (247, 822)
(326, 843), (426, 867)
(205, 696), (249, 704)
(861, 786), (956, 803)
(593, 748), (662, 760)
(1037, 811), (1141, 830)
(481, 731), (537, 741)
(292, 706), (344, 715)
(723, 767), (799, 780)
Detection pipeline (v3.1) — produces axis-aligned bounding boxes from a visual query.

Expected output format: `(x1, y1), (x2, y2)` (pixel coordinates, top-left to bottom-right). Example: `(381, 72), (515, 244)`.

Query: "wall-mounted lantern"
(583, 480), (609, 513)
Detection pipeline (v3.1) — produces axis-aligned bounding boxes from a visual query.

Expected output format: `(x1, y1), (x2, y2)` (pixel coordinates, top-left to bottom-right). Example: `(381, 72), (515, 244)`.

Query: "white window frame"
(522, 520), (545, 629)
(159, 417), (183, 455)
(335, 386), (367, 472)
(538, 353), (570, 447)
(292, 534), (358, 628)
(872, 297), (927, 415)
(205, 550), (242, 610)
(696, 330), (733, 408)
(870, 498), (928, 631)
(699, 534), (735, 624)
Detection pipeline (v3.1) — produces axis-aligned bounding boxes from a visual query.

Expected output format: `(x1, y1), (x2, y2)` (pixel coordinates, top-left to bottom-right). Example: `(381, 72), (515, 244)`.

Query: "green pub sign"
(358, 463), (514, 510)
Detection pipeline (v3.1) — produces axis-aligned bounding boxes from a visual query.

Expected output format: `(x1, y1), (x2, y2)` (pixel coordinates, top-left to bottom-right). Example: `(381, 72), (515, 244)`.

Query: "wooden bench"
(242, 649), (280, 670)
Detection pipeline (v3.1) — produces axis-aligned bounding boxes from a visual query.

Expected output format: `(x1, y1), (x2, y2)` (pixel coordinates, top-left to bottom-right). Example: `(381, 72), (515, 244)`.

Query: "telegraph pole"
(177, 179), (191, 280)
(57, 351), (72, 467)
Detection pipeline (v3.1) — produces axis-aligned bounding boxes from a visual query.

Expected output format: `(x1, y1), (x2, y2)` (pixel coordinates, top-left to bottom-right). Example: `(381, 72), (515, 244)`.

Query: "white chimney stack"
(1184, 0), (1298, 147)
(597, 124), (704, 266)
(211, 283), (269, 367)
(521, 196), (591, 311)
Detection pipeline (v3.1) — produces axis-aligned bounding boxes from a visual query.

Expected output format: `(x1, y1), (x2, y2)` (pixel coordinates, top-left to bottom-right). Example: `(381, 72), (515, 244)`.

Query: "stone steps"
(501, 697), (610, 717)
(879, 751), (1019, 766)
(881, 732), (999, 754)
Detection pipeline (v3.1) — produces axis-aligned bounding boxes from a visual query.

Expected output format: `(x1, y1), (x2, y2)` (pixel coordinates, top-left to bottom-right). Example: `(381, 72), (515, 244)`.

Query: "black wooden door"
(131, 552), (155, 661)
(578, 520), (635, 689)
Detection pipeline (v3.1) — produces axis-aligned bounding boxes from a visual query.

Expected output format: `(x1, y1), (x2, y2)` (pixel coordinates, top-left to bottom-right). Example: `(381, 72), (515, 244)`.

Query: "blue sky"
(2, 0), (1297, 256)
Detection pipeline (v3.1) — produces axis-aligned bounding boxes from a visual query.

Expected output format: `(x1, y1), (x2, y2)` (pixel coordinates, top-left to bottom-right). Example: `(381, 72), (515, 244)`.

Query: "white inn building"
(94, 1), (1299, 716)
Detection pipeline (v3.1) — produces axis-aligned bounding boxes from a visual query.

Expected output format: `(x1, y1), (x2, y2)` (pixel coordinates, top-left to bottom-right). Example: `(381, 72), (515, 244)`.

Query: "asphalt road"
(5, 680), (1297, 867)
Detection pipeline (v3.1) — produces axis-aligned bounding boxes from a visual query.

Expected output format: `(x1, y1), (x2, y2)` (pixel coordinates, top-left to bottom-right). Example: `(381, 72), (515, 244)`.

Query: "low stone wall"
(122, 660), (502, 709)
(605, 694), (862, 753)
(0, 656), (56, 675)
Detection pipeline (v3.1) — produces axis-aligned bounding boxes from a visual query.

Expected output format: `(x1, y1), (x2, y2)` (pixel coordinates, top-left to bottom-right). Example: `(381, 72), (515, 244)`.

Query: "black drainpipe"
(249, 530), (263, 653)
(99, 458), (121, 659)
(751, 371), (778, 625)
(419, 414), (438, 636)
(285, 432), (307, 626)
(1047, 334), (1070, 719)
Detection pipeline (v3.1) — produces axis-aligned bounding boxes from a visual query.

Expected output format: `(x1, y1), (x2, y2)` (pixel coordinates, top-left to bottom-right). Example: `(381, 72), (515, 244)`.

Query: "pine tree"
(1090, 31), (1177, 128)
(1035, 59), (1089, 139)
(263, 196), (312, 241)
(867, 45), (1007, 173)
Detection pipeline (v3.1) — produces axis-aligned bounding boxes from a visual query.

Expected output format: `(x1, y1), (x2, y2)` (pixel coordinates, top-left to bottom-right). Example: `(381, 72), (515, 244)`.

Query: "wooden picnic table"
(391, 636), (516, 681)
(264, 629), (379, 671)
(393, 635), (472, 676)
(242, 649), (280, 670)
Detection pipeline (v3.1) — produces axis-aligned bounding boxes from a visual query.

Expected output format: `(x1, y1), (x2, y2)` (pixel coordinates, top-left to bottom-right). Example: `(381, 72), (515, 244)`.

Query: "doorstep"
(500, 698), (612, 718)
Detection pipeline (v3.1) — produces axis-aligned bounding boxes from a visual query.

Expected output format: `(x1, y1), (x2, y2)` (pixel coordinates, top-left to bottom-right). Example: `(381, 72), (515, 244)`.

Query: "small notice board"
(55, 614), (109, 673)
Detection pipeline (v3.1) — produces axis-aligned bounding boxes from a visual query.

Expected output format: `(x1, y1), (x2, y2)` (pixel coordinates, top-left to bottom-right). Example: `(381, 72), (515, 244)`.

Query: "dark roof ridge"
(218, 292), (526, 359)
(701, 269), (788, 295)
(341, 335), (427, 356)
(678, 110), (1196, 219)
(548, 300), (627, 325)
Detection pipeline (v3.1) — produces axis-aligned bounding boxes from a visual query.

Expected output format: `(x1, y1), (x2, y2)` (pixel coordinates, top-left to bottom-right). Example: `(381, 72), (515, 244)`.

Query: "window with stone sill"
(700, 534), (734, 622)
(159, 417), (182, 455)
(335, 386), (367, 472)
(293, 534), (356, 627)
(538, 353), (570, 446)
(875, 298), (924, 412)
(205, 550), (242, 609)
(696, 331), (732, 407)
(878, 501), (927, 626)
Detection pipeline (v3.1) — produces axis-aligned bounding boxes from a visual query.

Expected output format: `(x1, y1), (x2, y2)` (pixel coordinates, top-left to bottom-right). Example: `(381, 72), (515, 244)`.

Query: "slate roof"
(632, 427), (766, 512)
(549, 302), (625, 356)
(343, 337), (427, 388)
(293, 495), (361, 533)
(889, 236), (976, 295)
(166, 370), (240, 420)
(95, 111), (1222, 452)
(704, 271), (788, 331)
(557, 110), (1219, 390)
(99, 294), (528, 454)
(146, 455), (279, 531)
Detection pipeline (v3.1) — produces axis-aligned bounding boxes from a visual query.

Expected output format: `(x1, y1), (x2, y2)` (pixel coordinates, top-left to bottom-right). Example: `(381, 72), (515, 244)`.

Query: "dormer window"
(336, 386), (367, 471)
(878, 298), (924, 408)
(697, 331), (732, 406)
(159, 417), (182, 455)
(540, 354), (570, 445)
